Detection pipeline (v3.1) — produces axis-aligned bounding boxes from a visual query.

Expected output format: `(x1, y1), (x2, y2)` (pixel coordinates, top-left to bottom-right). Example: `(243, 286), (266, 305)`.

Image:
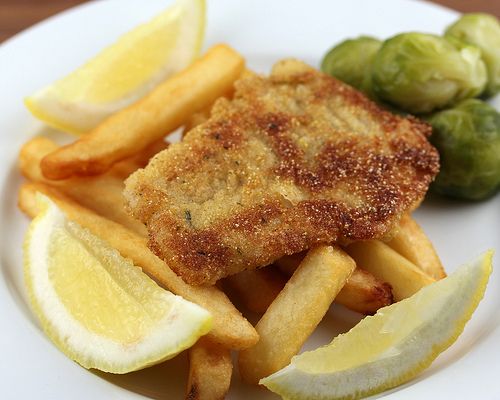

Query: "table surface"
(1, 0), (499, 43)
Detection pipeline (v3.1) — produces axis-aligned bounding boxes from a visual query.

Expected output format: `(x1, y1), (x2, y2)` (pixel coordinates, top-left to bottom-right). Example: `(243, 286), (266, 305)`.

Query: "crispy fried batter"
(124, 60), (439, 285)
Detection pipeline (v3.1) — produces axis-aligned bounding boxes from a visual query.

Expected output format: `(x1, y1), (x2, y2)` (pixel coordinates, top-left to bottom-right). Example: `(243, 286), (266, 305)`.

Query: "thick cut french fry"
(124, 138), (170, 170)
(223, 267), (287, 314)
(275, 253), (392, 314)
(388, 214), (446, 280)
(182, 109), (211, 138)
(182, 85), (236, 138)
(18, 182), (258, 350)
(335, 268), (393, 314)
(346, 240), (435, 301)
(186, 337), (232, 400)
(40, 45), (245, 180)
(238, 245), (355, 385)
(19, 136), (150, 236)
(274, 252), (305, 276)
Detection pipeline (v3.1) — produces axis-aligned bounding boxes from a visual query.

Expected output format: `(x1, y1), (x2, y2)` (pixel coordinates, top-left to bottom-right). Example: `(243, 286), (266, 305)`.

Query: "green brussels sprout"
(371, 32), (487, 114)
(427, 99), (500, 200)
(321, 36), (381, 96)
(446, 13), (500, 97)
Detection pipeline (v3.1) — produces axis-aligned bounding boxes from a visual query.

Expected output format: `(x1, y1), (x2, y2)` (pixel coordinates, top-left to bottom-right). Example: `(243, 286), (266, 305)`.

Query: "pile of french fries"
(17, 44), (446, 399)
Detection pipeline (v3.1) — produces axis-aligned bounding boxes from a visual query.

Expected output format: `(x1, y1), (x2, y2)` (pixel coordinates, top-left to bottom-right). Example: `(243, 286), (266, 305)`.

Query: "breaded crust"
(124, 60), (439, 285)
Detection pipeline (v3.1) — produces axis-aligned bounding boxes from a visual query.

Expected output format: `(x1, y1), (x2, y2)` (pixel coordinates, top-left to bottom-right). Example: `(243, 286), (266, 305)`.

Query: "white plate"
(1, 0), (499, 398)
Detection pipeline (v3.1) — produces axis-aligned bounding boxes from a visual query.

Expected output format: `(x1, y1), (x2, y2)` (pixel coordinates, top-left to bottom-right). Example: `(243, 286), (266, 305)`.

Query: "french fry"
(18, 182), (259, 350)
(334, 268), (393, 314)
(40, 45), (245, 180)
(388, 214), (446, 280)
(274, 252), (305, 276)
(19, 136), (149, 236)
(124, 138), (170, 170)
(238, 245), (355, 384)
(275, 253), (393, 314)
(186, 338), (232, 400)
(182, 109), (211, 138)
(19, 135), (169, 183)
(182, 84), (237, 138)
(345, 240), (435, 301)
(223, 267), (287, 314)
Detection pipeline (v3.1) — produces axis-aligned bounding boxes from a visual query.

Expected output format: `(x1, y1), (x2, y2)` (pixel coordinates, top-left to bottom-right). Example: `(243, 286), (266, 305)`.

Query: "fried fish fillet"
(124, 60), (439, 285)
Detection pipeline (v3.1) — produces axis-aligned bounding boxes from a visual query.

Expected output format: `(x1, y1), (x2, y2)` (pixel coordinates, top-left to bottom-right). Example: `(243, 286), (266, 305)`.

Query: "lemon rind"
(24, 194), (212, 374)
(261, 252), (493, 400)
(24, 0), (205, 134)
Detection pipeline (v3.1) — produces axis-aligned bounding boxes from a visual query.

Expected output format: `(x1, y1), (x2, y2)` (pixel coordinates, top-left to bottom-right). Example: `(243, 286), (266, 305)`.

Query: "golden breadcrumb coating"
(124, 60), (439, 285)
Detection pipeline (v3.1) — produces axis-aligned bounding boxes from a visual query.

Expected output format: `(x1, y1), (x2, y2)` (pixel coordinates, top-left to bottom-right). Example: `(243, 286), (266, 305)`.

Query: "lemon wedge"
(261, 251), (493, 399)
(23, 193), (212, 373)
(25, 0), (206, 134)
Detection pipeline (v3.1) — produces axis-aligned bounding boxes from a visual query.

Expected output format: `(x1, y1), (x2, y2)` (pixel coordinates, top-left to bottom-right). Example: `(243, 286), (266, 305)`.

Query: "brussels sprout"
(446, 13), (500, 97)
(321, 36), (381, 96)
(427, 99), (500, 200)
(371, 32), (487, 114)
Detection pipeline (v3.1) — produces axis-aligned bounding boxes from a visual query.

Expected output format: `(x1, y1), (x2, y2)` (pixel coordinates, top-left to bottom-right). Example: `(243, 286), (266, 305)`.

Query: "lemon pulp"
(25, 0), (205, 133)
(261, 251), (493, 399)
(24, 194), (212, 373)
